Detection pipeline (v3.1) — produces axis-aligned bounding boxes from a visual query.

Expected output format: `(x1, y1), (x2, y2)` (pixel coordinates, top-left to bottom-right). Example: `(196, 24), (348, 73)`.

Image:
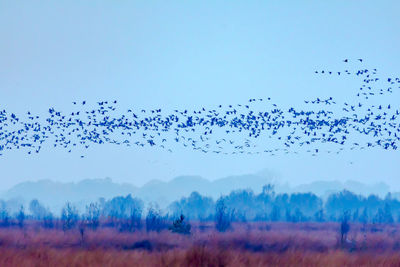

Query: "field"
(1, 222), (400, 266)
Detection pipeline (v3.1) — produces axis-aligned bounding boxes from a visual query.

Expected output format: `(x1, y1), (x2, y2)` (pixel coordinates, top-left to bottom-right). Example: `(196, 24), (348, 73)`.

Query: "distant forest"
(0, 185), (399, 231)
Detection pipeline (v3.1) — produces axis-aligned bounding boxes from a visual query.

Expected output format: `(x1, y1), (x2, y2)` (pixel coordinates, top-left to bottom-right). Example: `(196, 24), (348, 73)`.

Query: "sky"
(0, 1), (400, 191)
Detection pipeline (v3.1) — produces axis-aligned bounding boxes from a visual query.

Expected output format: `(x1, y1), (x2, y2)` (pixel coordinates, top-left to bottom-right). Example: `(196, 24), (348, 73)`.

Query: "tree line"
(170, 185), (400, 224)
(0, 185), (399, 233)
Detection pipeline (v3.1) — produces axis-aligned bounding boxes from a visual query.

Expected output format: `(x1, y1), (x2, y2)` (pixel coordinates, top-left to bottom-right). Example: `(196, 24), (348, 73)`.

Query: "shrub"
(169, 214), (191, 235)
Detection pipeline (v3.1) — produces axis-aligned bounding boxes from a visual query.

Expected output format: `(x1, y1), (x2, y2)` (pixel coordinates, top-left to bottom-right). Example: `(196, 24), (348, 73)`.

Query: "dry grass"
(0, 222), (400, 266)
(1, 247), (400, 267)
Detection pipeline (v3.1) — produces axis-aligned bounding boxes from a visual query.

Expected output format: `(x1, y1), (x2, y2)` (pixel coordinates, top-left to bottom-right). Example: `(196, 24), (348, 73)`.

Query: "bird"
(0, 59), (398, 158)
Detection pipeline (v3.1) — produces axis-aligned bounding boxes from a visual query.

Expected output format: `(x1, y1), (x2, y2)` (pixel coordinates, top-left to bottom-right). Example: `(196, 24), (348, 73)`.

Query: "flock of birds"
(0, 59), (399, 157)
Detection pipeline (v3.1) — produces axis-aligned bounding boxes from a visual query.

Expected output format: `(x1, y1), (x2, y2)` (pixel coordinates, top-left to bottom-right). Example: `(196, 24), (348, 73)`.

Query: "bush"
(169, 214), (191, 235)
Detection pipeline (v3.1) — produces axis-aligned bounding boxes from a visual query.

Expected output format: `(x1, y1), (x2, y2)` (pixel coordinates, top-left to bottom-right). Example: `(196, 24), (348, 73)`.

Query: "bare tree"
(146, 203), (164, 232)
(29, 199), (47, 220)
(128, 205), (142, 231)
(0, 200), (10, 227)
(43, 211), (54, 229)
(215, 198), (232, 232)
(85, 202), (100, 230)
(340, 211), (350, 247)
(17, 205), (25, 229)
(61, 202), (79, 232)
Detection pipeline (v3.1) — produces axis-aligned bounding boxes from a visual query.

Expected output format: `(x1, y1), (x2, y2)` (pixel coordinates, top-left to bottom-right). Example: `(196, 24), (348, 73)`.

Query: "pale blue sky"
(0, 1), (400, 191)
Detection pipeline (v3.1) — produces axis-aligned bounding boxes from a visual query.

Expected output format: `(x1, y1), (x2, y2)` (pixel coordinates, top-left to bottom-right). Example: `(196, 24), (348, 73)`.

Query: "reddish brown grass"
(0, 222), (400, 266)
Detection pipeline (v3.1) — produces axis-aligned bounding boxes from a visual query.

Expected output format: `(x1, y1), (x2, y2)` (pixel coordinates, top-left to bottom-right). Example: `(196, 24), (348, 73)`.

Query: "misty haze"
(1, 1), (400, 266)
